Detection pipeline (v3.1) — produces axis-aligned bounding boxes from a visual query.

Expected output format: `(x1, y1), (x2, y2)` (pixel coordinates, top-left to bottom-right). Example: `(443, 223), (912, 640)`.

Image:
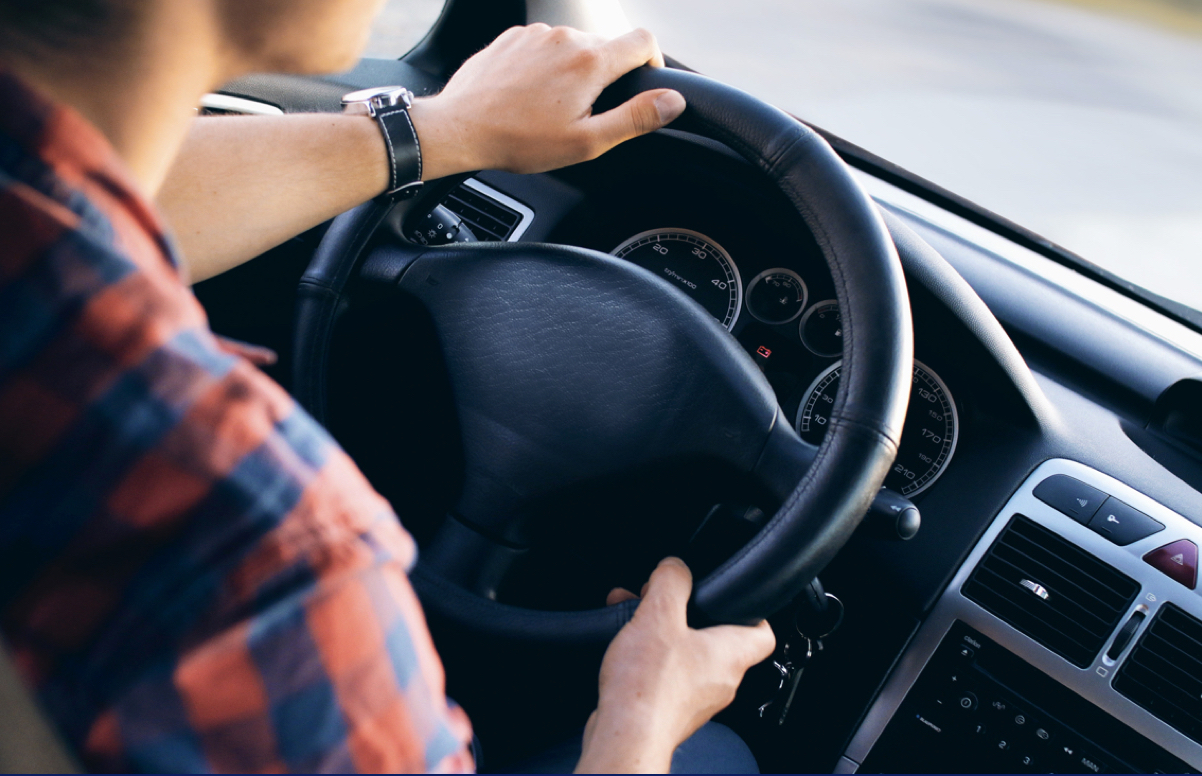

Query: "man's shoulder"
(0, 172), (89, 275)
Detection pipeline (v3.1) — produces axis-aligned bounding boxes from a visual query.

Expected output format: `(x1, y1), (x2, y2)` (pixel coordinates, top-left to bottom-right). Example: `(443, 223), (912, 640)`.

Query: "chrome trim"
(461, 178), (535, 243)
(1020, 579), (1051, 600)
(610, 228), (743, 331)
(198, 93), (284, 116)
(798, 299), (841, 357)
(746, 267), (808, 325)
(841, 459), (1202, 770)
(794, 359), (959, 497)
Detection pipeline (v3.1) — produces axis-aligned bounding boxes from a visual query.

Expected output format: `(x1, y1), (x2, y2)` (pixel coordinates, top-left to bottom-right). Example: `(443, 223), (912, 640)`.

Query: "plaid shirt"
(0, 73), (473, 773)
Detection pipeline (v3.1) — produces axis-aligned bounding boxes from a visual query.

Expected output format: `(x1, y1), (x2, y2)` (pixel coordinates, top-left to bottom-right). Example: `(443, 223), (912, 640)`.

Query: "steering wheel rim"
(293, 67), (912, 642)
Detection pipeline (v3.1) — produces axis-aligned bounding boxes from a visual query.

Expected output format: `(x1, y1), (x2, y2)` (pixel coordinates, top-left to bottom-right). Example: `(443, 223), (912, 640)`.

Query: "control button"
(1035, 727), (1051, 742)
(1087, 498), (1165, 546)
(959, 692), (978, 711)
(971, 723), (988, 737)
(958, 646), (975, 660)
(996, 739), (1010, 752)
(1078, 753), (1106, 773)
(1033, 475), (1106, 524)
(1019, 754), (1036, 769)
(1106, 609), (1147, 660)
(1143, 539), (1199, 589)
(1014, 713), (1027, 726)
(988, 699), (1008, 713)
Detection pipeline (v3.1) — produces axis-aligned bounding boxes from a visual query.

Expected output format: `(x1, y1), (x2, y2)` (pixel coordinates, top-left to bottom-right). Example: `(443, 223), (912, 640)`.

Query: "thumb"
(589, 88), (686, 149)
(638, 556), (693, 621)
(706, 619), (777, 669)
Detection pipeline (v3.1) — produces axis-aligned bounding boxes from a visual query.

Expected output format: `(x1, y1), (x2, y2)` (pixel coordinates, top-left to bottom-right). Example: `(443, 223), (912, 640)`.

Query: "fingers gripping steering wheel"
(292, 67), (912, 643)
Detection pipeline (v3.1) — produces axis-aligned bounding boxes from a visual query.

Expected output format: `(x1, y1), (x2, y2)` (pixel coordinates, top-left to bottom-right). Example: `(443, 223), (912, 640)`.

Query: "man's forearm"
(160, 26), (684, 285)
(157, 113), (390, 283)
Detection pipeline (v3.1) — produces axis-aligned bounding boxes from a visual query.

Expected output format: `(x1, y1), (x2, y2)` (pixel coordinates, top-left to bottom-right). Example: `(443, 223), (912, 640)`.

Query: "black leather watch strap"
(342, 86), (424, 201)
(375, 103), (423, 199)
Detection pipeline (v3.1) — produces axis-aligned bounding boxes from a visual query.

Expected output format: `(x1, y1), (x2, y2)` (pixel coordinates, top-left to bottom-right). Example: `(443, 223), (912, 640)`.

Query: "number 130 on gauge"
(796, 360), (959, 496)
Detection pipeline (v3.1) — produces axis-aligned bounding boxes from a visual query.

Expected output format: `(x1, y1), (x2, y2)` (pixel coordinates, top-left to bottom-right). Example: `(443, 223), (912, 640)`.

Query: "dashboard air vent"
(199, 93), (284, 117)
(1115, 603), (1202, 745)
(962, 515), (1139, 667)
(441, 180), (527, 242)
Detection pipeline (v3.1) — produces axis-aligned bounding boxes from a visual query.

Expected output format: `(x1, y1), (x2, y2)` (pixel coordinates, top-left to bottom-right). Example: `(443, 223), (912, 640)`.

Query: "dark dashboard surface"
(196, 54), (1202, 773)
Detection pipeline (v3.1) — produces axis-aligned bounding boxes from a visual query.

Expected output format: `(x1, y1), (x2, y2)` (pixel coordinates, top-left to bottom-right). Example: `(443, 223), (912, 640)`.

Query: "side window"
(365, 0), (447, 59)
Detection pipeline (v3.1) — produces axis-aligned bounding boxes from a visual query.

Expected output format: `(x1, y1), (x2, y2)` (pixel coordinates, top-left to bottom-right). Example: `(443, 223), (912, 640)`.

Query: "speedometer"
(612, 229), (742, 330)
(796, 360), (959, 496)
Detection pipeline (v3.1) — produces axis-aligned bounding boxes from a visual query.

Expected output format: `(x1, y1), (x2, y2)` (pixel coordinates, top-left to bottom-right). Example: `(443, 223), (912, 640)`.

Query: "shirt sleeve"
(0, 190), (473, 771)
(79, 350), (476, 773)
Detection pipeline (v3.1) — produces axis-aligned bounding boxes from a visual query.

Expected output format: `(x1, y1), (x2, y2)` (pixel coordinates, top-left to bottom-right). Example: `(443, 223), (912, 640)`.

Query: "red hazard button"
(1143, 539), (1198, 590)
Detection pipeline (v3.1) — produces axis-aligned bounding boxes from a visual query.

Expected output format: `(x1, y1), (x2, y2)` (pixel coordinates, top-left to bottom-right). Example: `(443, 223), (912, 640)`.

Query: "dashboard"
(408, 138), (1202, 771)
(200, 55), (1202, 773)
(844, 459), (1202, 773)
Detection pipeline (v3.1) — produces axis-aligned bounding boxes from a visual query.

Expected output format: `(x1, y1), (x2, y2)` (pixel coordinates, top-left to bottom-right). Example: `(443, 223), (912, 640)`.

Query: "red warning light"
(756, 346), (773, 359)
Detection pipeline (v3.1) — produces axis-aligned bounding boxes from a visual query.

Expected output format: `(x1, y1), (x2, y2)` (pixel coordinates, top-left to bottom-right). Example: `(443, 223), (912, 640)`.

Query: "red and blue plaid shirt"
(0, 72), (474, 773)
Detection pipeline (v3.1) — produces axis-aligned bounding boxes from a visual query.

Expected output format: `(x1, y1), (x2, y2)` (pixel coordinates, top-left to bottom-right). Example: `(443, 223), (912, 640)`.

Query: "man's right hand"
(575, 558), (776, 774)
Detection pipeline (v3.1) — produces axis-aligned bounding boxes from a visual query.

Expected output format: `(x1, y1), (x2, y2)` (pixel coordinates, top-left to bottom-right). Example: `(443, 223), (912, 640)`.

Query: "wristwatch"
(342, 86), (424, 200)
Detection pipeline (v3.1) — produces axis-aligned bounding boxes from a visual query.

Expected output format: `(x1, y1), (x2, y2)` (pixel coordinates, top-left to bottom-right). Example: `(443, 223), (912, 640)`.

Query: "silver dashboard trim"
(198, 93), (284, 116)
(841, 458), (1202, 770)
(461, 178), (535, 243)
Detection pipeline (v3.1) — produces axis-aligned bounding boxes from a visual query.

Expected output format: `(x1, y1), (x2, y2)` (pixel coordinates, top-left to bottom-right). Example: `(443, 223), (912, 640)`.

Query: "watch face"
(341, 86), (410, 112)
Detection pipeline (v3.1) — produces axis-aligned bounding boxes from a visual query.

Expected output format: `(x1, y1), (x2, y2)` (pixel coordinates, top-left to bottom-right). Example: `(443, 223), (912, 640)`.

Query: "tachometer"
(612, 229), (742, 330)
(796, 360), (959, 496)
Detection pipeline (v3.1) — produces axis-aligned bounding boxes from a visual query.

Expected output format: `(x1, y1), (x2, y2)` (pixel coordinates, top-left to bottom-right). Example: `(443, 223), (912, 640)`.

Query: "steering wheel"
(292, 67), (912, 643)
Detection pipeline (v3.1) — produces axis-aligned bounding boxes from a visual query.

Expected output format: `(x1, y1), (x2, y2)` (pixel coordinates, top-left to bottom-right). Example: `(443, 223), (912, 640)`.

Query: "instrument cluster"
(610, 226), (960, 497)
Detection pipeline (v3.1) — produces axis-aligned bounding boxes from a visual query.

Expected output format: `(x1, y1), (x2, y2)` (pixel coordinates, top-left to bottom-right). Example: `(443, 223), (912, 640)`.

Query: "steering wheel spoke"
(752, 414), (820, 508)
(421, 515), (527, 600)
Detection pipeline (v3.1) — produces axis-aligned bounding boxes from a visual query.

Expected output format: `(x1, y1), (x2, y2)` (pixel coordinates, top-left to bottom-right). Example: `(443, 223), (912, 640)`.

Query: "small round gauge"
(799, 300), (842, 358)
(796, 360), (959, 496)
(746, 269), (808, 325)
(612, 229), (742, 330)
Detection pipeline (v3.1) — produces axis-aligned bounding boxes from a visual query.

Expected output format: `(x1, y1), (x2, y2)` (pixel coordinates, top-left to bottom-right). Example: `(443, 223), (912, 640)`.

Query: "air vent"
(440, 179), (532, 242)
(198, 93), (284, 116)
(1115, 603), (1202, 744)
(962, 515), (1139, 667)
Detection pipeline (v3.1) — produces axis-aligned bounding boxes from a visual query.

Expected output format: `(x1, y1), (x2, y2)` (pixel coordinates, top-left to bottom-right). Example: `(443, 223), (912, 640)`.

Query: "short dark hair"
(0, 0), (126, 55)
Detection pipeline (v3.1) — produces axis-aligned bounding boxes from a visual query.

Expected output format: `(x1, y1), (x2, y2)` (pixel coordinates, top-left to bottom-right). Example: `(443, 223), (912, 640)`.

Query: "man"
(0, 0), (775, 772)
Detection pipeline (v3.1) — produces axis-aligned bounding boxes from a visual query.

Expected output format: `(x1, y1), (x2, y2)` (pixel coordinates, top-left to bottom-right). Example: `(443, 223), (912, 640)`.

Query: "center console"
(839, 460), (1202, 773)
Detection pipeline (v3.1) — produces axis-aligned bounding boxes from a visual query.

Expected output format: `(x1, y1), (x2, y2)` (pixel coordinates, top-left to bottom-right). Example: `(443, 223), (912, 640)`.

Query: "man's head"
(0, 0), (392, 82)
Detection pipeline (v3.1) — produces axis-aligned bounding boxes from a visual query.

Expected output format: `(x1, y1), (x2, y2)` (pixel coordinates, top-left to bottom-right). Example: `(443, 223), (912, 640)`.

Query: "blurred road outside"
(366, 0), (1202, 312)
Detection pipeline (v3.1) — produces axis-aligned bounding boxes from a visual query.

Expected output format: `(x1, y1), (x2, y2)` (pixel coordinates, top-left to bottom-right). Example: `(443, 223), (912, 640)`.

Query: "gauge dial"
(747, 269), (808, 325)
(612, 229), (742, 330)
(796, 360), (959, 496)
(799, 300), (842, 357)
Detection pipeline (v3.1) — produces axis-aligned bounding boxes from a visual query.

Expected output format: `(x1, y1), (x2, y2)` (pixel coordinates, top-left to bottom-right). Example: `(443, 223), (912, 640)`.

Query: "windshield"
(371, 0), (1202, 314)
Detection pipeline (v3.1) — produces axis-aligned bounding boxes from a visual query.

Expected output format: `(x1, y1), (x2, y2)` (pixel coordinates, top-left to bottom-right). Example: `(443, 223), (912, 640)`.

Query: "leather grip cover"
(601, 68), (914, 623)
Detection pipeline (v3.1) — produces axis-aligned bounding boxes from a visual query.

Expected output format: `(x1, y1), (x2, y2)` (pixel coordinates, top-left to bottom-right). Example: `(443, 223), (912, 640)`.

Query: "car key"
(759, 581), (845, 726)
(758, 635), (813, 726)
